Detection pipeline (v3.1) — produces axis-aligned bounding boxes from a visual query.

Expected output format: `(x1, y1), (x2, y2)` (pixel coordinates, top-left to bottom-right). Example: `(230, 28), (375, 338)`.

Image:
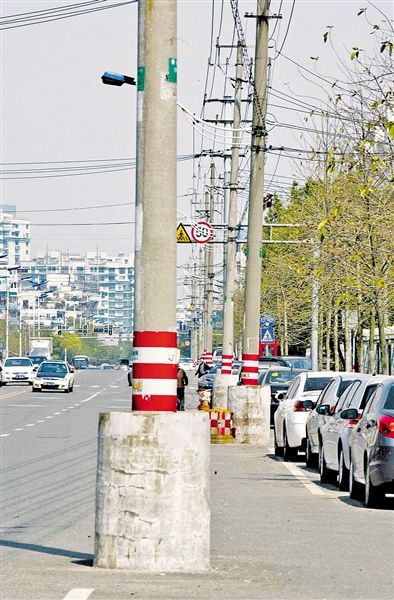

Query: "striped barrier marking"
(240, 353), (259, 385)
(132, 331), (177, 411)
(221, 353), (233, 374)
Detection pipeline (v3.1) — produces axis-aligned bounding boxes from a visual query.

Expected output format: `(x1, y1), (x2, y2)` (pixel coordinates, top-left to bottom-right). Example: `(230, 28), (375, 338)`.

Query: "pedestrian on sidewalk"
(176, 364), (188, 411)
(195, 357), (210, 378)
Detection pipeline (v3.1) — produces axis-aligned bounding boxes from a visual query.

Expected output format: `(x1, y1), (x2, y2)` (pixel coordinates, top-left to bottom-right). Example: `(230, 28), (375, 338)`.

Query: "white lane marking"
(80, 392), (100, 404)
(36, 420), (45, 423)
(90, 385), (100, 388)
(73, 404), (80, 407)
(45, 416), (54, 419)
(109, 385), (119, 388)
(281, 461), (327, 496)
(5, 404), (43, 407)
(62, 590), (94, 600)
(14, 428), (24, 431)
(0, 434), (10, 437)
(54, 412), (61, 415)
(25, 424), (35, 427)
(61, 409), (68, 412)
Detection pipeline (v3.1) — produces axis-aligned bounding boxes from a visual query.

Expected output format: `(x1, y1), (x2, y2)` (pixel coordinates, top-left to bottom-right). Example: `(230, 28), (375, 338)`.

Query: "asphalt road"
(1, 370), (393, 600)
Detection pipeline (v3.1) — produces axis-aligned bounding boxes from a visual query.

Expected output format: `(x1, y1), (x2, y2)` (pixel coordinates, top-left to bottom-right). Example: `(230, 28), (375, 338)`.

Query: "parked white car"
(1, 357), (34, 385)
(274, 371), (338, 461)
(32, 360), (74, 393)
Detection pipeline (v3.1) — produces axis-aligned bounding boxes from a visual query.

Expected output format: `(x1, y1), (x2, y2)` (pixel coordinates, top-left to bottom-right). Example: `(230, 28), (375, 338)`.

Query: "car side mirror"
(276, 391), (287, 401)
(340, 408), (358, 420)
(316, 404), (330, 415)
(69, 366), (75, 373)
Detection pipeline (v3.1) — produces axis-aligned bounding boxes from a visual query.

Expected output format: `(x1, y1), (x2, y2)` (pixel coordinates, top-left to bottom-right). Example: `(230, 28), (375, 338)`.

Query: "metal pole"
(222, 42), (243, 375)
(132, 0), (178, 410)
(19, 290), (22, 356)
(204, 162), (215, 367)
(240, 0), (270, 385)
(5, 279), (9, 358)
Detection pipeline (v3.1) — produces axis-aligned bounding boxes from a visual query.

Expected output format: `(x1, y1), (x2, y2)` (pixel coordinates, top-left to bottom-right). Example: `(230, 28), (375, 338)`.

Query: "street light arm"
(101, 71), (136, 86)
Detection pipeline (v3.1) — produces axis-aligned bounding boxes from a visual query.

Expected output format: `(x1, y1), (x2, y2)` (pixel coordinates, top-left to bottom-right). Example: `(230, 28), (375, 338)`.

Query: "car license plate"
(45, 381), (56, 386)
(15, 374), (26, 379)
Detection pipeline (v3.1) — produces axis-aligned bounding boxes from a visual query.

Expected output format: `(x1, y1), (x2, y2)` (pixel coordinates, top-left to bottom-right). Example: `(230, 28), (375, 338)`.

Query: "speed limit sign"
(191, 220), (214, 244)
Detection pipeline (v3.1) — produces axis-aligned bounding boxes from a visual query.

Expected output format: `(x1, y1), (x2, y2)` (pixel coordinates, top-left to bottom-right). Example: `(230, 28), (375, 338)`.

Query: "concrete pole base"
(228, 385), (270, 445)
(94, 411), (210, 571)
(212, 373), (239, 408)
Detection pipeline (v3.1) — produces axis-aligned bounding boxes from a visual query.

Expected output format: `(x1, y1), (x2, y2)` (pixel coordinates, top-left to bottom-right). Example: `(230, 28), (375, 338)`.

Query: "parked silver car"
(347, 378), (394, 507)
(317, 375), (392, 489)
(305, 373), (358, 468)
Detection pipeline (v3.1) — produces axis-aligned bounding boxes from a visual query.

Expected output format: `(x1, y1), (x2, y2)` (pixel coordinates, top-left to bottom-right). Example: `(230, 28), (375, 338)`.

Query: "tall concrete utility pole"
(221, 42), (243, 376)
(95, 0), (210, 573)
(131, 0), (178, 410)
(240, 0), (270, 385)
(203, 162), (215, 367)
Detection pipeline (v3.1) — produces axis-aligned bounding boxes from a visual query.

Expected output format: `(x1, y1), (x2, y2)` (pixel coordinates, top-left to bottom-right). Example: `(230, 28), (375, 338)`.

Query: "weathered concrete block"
(212, 373), (239, 408)
(228, 385), (270, 445)
(94, 412), (210, 571)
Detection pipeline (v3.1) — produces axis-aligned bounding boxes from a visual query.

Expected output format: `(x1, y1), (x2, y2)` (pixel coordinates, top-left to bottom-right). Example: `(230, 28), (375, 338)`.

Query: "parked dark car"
(280, 356), (312, 370)
(258, 367), (305, 425)
(198, 362), (242, 391)
(347, 378), (394, 507)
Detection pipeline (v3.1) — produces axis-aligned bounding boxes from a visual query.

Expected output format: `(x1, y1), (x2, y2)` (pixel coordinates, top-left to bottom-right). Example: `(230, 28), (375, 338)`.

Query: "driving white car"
(32, 360), (75, 393)
(1, 357), (34, 385)
(274, 370), (338, 461)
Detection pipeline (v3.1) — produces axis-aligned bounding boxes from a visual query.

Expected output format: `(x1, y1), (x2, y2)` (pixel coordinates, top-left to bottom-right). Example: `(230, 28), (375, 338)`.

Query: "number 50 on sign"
(191, 220), (214, 244)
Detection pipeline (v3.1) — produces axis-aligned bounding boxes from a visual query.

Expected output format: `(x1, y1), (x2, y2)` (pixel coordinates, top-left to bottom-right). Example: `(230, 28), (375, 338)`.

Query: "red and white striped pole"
(240, 353), (259, 385)
(221, 354), (233, 375)
(132, 0), (178, 411)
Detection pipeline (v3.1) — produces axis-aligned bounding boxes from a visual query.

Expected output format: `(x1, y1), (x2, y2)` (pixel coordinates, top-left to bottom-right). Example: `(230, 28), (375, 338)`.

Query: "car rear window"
(5, 358), (32, 367)
(267, 371), (296, 384)
(38, 363), (67, 374)
(383, 385), (394, 411)
(303, 377), (333, 392)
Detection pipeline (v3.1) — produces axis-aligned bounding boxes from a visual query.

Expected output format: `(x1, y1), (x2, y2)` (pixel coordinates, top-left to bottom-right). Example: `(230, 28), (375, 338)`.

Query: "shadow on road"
(0, 539), (93, 561)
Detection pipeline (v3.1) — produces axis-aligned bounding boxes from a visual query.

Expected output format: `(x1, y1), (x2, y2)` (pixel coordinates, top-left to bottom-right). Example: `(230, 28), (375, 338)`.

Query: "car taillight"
(293, 400), (309, 412)
(348, 415), (361, 426)
(378, 414), (394, 438)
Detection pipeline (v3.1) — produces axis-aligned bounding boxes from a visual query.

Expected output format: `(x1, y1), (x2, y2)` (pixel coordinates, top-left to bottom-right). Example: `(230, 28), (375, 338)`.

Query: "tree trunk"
(326, 301), (332, 370)
(334, 306), (340, 371)
(344, 308), (353, 372)
(376, 291), (389, 374)
(369, 309), (376, 375)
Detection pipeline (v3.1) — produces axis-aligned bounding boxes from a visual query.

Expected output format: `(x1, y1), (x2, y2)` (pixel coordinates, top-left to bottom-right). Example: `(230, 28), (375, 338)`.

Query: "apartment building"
(0, 207), (31, 264)
(21, 251), (134, 333)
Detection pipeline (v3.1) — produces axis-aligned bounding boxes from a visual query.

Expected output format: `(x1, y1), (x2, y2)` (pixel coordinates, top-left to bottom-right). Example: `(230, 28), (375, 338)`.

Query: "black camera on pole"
(108, 324), (113, 336)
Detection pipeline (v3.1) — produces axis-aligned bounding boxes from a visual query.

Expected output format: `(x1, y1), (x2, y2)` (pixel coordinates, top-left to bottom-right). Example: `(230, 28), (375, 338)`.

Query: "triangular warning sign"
(176, 223), (192, 243)
(262, 330), (273, 342)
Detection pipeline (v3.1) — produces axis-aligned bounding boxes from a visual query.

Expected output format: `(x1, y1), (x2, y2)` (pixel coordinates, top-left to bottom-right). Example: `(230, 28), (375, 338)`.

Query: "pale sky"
(1, 0), (392, 269)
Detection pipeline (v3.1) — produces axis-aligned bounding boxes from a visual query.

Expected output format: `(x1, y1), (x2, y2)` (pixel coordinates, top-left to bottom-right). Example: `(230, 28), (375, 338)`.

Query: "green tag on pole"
(168, 58), (177, 83)
(137, 66), (145, 91)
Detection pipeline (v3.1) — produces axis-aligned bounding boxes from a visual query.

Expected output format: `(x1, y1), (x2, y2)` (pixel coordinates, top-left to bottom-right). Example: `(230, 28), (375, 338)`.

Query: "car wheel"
(306, 437), (318, 469)
(274, 429), (283, 457)
(32, 387), (38, 393)
(349, 459), (363, 500)
(319, 444), (336, 484)
(365, 463), (384, 508)
(283, 429), (297, 462)
(64, 387), (70, 394)
(338, 448), (349, 491)
(69, 385), (74, 393)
